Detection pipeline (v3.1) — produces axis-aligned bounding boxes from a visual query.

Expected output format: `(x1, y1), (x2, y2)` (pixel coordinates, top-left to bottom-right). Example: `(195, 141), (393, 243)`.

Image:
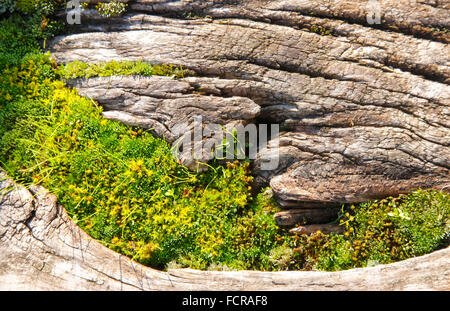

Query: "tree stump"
(1, 0), (449, 290)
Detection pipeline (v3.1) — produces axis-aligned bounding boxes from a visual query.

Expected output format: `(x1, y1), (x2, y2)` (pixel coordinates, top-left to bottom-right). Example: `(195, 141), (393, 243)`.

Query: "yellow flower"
(4, 93), (12, 101)
(130, 159), (145, 172)
(53, 89), (67, 101)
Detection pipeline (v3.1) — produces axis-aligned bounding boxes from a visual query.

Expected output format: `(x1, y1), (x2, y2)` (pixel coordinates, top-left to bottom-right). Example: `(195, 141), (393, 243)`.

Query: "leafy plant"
(0, 0), (16, 14)
(292, 191), (449, 271)
(308, 25), (334, 36)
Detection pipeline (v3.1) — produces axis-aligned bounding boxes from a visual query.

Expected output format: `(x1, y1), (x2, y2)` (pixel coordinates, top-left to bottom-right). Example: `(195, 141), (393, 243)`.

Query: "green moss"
(96, 1), (128, 18)
(0, 16), (287, 270)
(308, 24), (334, 36)
(57, 60), (188, 80)
(293, 191), (449, 271)
(15, 0), (56, 15)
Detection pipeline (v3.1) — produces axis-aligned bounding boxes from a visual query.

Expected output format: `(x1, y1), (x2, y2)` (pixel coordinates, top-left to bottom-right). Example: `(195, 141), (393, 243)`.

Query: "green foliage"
(0, 64), (287, 269)
(14, 0), (33, 13)
(96, 1), (127, 18)
(0, 0), (16, 13)
(57, 60), (188, 80)
(0, 17), (289, 271)
(309, 25), (333, 36)
(0, 5), (63, 60)
(429, 27), (449, 34)
(0, 15), (40, 64)
(292, 191), (449, 271)
(15, 0), (55, 15)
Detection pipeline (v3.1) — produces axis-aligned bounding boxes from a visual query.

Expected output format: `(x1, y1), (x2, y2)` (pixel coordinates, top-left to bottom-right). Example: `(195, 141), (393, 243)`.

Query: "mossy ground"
(0, 10), (448, 272)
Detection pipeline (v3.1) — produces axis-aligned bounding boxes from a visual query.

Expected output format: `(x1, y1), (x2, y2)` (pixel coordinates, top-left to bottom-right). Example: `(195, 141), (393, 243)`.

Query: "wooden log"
(3, 0), (449, 291)
(278, 200), (341, 210)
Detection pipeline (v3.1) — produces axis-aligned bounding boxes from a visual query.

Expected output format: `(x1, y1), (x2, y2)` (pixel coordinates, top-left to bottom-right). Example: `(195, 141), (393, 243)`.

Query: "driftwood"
(68, 75), (260, 169)
(1, 171), (449, 290)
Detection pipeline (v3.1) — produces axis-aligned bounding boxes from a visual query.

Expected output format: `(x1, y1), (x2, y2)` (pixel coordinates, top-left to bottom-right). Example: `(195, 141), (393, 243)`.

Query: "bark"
(51, 0), (450, 208)
(274, 208), (341, 227)
(1, 171), (449, 290)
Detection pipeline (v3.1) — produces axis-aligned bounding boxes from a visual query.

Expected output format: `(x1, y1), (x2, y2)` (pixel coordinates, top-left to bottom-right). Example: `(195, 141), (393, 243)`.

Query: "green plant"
(0, 0), (16, 14)
(57, 60), (188, 80)
(0, 15), (40, 64)
(292, 190), (449, 271)
(309, 25), (333, 36)
(0, 19), (289, 270)
(96, 1), (127, 18)
(0, 4), (63, 55)
(0, 74), (287, 269)
(16, 0), (55, 15)
(212, 127), (246, 160)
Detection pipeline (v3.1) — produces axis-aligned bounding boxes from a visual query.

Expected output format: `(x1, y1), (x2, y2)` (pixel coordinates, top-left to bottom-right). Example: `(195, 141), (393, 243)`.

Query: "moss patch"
(57, 60), (188, 80)
(0, 13), (448, 272)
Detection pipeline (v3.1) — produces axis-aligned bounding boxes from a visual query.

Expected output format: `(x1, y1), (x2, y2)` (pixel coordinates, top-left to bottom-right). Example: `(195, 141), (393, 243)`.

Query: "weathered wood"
(67, 75), (260, 169)
(290, 224), (344, 235)
(277, 200), (341, 210)
(274, 208), (340, 227)
(50, 0), (450, 208)
(1, 171), (449, 290)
